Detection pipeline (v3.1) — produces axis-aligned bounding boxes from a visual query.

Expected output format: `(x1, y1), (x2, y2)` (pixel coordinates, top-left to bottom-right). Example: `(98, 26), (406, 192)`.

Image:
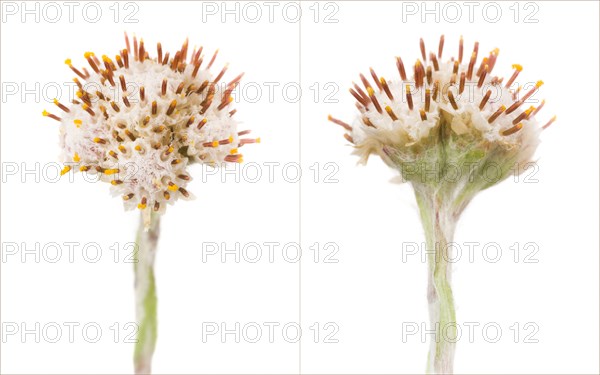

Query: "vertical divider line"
(298, 2), (302, 374)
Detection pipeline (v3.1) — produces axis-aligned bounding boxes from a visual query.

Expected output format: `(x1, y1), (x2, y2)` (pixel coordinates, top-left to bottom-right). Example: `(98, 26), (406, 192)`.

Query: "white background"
(1, 1), (599, 374)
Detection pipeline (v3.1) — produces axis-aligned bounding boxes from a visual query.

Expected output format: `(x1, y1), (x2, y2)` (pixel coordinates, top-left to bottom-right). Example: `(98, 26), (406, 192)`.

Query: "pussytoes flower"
(42, 33), (260, 374)
(330, 35), (555, 196)
(44, 34), (258, 219)
(329, 36), (555, 374)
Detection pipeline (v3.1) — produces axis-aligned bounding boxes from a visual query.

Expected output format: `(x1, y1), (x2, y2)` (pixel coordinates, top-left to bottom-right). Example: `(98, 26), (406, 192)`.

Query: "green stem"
(133, 211), (160, 374)
(414, 186), (457, 374)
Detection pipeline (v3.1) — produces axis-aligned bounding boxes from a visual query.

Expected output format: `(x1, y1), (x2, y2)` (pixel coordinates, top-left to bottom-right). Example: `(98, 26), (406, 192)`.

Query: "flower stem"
(414, 186), (458, 374)
(133, 211), (160, 374)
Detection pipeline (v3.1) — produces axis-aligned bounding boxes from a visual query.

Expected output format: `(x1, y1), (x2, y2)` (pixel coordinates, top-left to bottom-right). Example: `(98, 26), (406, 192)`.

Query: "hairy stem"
(133, 211), (160, 374)
(415, 186), (458, 374)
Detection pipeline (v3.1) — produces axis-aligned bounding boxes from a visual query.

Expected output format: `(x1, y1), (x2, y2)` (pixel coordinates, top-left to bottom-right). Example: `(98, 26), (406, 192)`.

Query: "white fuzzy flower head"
(330, 36), (555, 194)
(44, 34), (259, 220)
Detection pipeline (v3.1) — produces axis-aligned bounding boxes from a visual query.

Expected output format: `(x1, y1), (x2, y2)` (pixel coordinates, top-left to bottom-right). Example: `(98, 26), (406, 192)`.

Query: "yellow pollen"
(79, 165), (90, 172)
(212, 141), (219, 147)
(168, 146), (174, 153)
(230, 148), (238, 155)
(74, 119), (82, 128)
(256, 137), (261, 143)
(93, 137), (101, 143)
(104, 169), (119, 175)
(137, 203), (147, 210)
(512, 64), (523, 71)
(536, 80), (544, 87)
(60, 166), (71, 176)
(168, 183), (179, 191)
(84, 52), (94, 58)
(367, 87), (375, 96)
(102, 55), (111, 63)
(73, 153), (80, 162)
(64, 59), (72, 66)
(228, 136), (233, 143)
(118, 145), (126, 152)
(135, 145), (142, 151)
(53, 98), (59, 104)
(42, 110), (48, 116)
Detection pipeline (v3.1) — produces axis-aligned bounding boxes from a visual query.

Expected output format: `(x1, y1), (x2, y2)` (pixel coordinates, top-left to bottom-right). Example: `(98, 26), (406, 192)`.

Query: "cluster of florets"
(44, 34), (259, 214)
(329, 36), (555, 189)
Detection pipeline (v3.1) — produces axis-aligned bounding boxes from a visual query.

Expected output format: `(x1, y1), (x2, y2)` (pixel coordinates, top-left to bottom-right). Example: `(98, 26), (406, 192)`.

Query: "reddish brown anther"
(448, 90), (459, 110)
(488, 105), (506, 123)
(479, 90), (491, 110)
(396, 56), (407, 80)
(501, 122), (523, 136)
(438, 35), (445, 59)
(405, 85), (414, 110)
(370, 68), (383, 90)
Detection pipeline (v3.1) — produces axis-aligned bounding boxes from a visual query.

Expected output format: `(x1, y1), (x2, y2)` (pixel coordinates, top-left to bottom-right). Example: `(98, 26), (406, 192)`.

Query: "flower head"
(330, 36), (555, 195)
(44, 34), (258, 218)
